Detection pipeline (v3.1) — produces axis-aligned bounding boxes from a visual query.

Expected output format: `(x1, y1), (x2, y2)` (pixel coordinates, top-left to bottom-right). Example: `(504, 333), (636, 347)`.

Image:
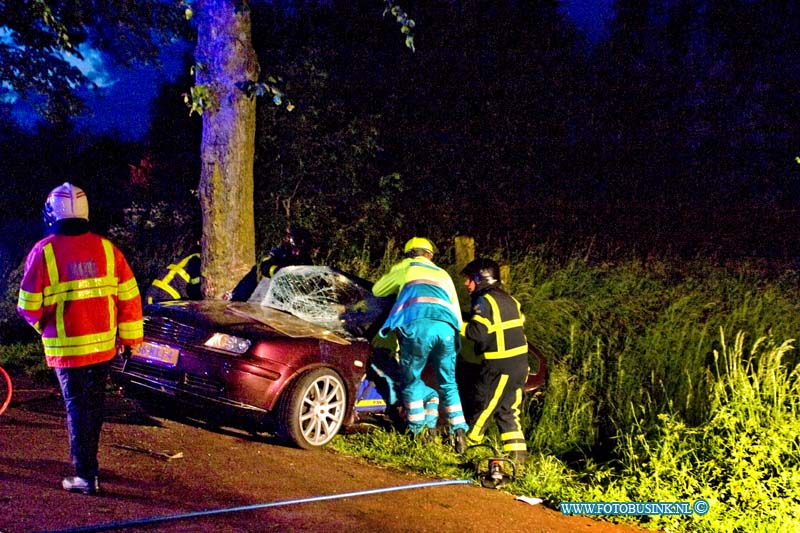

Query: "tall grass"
(335, 249), (800, 532)
(510, 254), (800, 446)
(595, 331), (800, 533)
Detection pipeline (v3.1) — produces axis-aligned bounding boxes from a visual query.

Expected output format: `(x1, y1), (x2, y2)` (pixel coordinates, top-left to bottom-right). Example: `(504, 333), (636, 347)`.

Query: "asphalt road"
(0, 381), (647, 533)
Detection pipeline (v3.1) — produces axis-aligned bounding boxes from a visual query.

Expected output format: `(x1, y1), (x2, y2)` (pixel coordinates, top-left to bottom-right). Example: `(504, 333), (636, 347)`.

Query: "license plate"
(133, 342), (179, 366)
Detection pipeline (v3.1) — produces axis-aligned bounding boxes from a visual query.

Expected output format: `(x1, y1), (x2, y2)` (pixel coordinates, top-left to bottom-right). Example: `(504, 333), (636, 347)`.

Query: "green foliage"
(182, 83), (217, 116)
(31, 0), (74, 51)
(0, 342), (51, 383)
(507, 254), (800, 456)
(331, 429), (470, 479)
(0, 1), (85, 118)
(1, 0), (185, 119)
(0, 254), (30, 345)
(181, 1), (194, 21)
(237, 75), (295, 111)
(106, 201), (201, 288)
(251, 53), (406, 262)
(382, 1), (416, 52)
(588, 332), (800, 533)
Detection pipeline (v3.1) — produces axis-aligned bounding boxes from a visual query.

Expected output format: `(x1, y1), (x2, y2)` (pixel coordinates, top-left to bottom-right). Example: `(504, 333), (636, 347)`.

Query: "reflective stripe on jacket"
(147, 252), (201, 303)
(373, 256), (462, 336)
(17, 232), (144, 368)
(461, 287), (527, 359)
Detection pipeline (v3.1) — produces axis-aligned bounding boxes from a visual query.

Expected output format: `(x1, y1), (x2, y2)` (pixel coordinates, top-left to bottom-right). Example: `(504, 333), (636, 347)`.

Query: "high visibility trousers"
(398, 319), (468, 434)
(466, 355), (528, 455)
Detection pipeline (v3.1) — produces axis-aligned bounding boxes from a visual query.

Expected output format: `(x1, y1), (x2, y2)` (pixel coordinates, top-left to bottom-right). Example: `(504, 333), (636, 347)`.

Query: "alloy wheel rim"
(299, 375), (345, 445)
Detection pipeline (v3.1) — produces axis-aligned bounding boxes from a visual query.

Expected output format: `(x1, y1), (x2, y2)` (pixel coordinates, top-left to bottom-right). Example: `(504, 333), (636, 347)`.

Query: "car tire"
(276, 367), (347, 449)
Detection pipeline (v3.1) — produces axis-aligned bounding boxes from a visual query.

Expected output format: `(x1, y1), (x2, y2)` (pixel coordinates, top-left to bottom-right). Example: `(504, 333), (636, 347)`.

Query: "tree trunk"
(195, 0), (259, 298)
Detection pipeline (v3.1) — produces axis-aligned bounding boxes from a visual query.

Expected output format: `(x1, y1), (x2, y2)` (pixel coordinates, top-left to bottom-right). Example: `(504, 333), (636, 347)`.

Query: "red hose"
(0, 366), (12, 416)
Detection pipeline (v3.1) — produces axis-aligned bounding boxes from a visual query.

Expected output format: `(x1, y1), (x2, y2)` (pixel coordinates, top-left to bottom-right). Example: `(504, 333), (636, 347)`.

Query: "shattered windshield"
(247, 266), (390, 338)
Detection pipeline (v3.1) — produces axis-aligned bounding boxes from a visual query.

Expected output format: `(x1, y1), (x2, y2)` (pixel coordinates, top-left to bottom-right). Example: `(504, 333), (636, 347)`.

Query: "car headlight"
(204, 333), (251, 354)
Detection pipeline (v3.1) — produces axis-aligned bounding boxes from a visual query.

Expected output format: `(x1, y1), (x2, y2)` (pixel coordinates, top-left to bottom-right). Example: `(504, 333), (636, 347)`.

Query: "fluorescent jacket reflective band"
(17, 232), (143, 368)
(146, 252), (201, 303)
(373, 256), (462, 335)
(462, 289), (527, 359)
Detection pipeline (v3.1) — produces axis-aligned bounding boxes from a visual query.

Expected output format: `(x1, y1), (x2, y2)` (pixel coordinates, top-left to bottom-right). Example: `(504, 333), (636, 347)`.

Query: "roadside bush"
(0, 342), (50, 383)
(106, 200), (200, 288)
(577, 331), (800, 533)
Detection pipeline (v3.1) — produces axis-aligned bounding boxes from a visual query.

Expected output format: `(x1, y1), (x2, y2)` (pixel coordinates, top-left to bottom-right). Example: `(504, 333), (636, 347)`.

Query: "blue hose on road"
(48, 479), (472, 532)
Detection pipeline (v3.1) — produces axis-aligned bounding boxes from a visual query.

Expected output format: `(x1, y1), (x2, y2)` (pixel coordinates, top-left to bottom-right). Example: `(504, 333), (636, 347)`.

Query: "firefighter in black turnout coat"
(460, 258), (529, 465)
(228, 226), (313, 302)
(146, 249), (202, 304)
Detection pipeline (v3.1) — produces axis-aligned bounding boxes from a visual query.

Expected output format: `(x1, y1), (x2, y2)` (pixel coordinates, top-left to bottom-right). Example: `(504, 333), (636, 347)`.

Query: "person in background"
(145, 245), (201, 304)
(372, 237), (469, 451)
(455, 335), (483, 424)
(365, 332), (405, 428)
(460, 258), (529, 465)
(17, 182), (143, 495)
(228, 226), (313, 301)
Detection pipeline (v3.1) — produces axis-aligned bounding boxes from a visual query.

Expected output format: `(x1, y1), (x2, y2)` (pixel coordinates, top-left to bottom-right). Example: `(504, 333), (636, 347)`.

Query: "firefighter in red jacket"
(17, 183), (143, 495)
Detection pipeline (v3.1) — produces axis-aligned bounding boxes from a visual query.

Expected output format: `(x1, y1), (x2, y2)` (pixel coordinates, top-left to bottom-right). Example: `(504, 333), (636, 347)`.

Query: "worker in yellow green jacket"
(372, 237), (468, 452)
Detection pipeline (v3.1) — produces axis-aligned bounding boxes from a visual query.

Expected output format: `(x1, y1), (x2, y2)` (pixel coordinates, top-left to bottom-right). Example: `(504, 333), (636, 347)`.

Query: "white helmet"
(44, 182), (89, 226)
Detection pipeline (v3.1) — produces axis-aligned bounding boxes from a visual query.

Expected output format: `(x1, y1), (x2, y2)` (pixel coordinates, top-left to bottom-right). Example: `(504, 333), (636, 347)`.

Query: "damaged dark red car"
(111, 266), (546, 449)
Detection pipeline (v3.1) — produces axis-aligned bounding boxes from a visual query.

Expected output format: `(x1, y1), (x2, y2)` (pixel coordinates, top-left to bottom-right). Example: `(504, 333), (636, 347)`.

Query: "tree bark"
(195, 0), (259, 298)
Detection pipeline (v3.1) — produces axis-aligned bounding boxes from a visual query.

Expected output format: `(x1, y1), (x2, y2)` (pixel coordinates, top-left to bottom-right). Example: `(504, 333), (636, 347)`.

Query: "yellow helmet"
(403, 237), (435, 255)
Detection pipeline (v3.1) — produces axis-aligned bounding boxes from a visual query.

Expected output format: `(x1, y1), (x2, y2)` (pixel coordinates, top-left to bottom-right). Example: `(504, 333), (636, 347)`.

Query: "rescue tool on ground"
(465, 443), (519, 489)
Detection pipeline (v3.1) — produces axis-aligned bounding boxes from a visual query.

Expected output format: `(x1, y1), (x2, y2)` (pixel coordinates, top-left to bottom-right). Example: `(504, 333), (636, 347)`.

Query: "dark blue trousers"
(54, 362), (110, 480)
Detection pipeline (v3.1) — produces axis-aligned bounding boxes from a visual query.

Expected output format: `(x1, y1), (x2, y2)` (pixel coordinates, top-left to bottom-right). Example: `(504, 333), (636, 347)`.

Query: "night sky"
(9, 1), (614, 141)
